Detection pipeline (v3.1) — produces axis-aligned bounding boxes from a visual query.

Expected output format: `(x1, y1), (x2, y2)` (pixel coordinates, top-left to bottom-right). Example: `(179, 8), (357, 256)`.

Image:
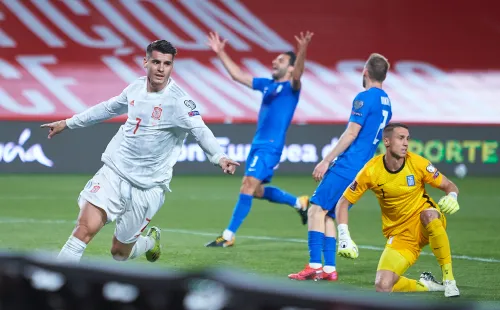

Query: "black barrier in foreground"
(0, 252), (483, 310)
(0, 121), (498, 176)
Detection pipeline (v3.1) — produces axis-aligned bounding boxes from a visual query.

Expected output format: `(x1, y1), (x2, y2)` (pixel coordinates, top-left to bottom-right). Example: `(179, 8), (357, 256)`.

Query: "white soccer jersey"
(66, 77), (226, 190)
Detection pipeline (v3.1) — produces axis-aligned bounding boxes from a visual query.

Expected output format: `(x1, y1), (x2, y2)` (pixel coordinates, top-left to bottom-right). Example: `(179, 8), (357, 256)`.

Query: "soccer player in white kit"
(41, 40), (239, 263)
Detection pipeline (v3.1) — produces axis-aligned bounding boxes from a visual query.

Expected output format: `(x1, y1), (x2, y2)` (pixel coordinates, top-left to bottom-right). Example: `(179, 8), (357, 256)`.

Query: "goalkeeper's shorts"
(377, 210), (446, 275)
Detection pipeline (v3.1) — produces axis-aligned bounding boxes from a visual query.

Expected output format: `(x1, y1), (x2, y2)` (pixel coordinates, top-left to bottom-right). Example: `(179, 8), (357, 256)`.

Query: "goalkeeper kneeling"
(335, 123), (460, 298)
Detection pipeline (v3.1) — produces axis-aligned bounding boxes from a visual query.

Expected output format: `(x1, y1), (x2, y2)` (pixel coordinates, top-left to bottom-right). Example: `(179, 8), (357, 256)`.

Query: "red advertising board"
(1, 0), (499, 124)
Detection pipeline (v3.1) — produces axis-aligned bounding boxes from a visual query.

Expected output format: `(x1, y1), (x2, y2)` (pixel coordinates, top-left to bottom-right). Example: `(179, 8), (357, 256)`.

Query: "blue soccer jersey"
(244, 78), (300, 183)
(333, 87), (392, 180)
(251, 78), (300, 151)
(311, 87), (392, 214)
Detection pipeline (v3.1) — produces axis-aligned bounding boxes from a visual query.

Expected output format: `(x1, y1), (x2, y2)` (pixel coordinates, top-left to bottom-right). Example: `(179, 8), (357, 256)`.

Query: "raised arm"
(41, 88), (129, 139)
(207, 31), (253, 88)
(291, 31), (314, 91)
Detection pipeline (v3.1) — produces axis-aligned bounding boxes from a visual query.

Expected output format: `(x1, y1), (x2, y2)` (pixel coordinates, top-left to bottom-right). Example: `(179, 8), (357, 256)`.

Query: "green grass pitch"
(0, 174), (499, 304)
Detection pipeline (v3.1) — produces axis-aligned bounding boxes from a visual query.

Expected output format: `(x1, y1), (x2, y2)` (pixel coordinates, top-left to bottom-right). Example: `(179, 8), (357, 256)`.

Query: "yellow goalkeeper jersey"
(343, 152), (443, 238)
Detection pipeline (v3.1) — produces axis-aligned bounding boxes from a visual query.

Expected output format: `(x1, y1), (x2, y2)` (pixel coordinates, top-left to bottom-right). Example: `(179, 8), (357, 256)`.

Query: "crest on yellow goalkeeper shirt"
(343, 152), (444, 238)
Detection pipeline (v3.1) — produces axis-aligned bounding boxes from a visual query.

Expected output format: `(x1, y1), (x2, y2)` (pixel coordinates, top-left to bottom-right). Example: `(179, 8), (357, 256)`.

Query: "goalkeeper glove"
(438, 192), (460, 215)
(337, 224), (359, 259)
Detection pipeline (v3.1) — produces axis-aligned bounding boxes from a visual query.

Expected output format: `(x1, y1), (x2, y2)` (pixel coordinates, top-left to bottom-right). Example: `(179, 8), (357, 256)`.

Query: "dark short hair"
(284, 51), (296, 66)
(383, 122), (409, 138)
(366, 53), (390, 82)
(146, 40), (177, 59)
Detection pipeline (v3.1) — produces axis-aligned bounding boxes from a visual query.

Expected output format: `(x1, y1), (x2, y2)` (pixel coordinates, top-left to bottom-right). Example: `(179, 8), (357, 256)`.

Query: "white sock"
(309, 263), (322, 269)
(294, 198), (302, 210)
(222, 229), (234, 241)
(57, 236), (87, 263)
(128, 235), (155, 260)
(323, 266), (336, 273)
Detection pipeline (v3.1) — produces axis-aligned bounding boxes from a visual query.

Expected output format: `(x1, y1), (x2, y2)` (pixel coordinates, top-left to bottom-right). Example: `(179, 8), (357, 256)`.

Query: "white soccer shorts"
(78, 164), (165, 244)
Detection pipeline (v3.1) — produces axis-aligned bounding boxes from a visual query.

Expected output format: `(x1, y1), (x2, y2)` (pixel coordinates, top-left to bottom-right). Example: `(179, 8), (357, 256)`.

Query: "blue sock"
(308, 231), (324, 264)
(323, 237), (337, 267)
(261, 186), (297, 207)
(227, 193), (253, 234)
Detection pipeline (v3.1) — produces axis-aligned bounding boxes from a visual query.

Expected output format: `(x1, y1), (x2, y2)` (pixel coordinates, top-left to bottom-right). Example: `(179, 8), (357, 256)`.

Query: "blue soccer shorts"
(244, 147), (281, 184)
(310, 168), (354, 218)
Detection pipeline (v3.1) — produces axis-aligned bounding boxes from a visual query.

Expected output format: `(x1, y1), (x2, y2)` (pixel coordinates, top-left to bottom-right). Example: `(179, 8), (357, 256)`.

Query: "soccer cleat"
(444, 280), (460, 297)
(205, 235), (235, 247)
(145, 226), (161, 262)
(297, 195), (310, 225)
(419, 272), (444, 292)
(288, 265), (322, 281)
(316, 271), (338, 282)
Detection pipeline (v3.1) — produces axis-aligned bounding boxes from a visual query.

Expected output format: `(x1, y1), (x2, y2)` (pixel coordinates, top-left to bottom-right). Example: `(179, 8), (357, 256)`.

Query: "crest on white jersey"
(151, 106), (163, 120)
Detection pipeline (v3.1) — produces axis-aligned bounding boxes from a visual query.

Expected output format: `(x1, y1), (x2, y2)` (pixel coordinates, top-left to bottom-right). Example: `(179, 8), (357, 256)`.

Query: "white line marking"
(1, 217), (498, 263)
(163, 228), (500, 263)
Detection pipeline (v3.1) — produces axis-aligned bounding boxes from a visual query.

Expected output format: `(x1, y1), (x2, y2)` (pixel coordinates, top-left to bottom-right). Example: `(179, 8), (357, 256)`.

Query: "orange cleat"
(288, 265), (322, 281)
(317, 271), (338, 281)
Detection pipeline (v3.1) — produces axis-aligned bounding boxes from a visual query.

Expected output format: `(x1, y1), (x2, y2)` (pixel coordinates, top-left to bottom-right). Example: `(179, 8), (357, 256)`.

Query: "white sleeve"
(174, 97), (226, 166)
(66, 87), (129, 129)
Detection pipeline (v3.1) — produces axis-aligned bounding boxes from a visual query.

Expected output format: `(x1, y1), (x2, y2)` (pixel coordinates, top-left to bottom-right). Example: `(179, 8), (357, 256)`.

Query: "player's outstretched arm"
(40, 91), (128, 139)
(291, 31), (314, 91)
(436, 175), (460, 215)
(40, 119), (68, 139)
(207, 31), (253, 88)
(312, 122), (361, 181)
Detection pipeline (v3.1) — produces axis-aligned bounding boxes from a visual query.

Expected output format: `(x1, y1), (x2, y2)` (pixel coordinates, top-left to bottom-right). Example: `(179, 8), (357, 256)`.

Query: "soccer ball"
(454, 164), (467, 179)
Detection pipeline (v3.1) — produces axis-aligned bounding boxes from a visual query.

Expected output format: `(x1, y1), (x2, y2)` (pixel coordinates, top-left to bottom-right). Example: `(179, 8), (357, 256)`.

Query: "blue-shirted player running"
(205, 31), (314, 247)
(289, 53), (392, 280)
